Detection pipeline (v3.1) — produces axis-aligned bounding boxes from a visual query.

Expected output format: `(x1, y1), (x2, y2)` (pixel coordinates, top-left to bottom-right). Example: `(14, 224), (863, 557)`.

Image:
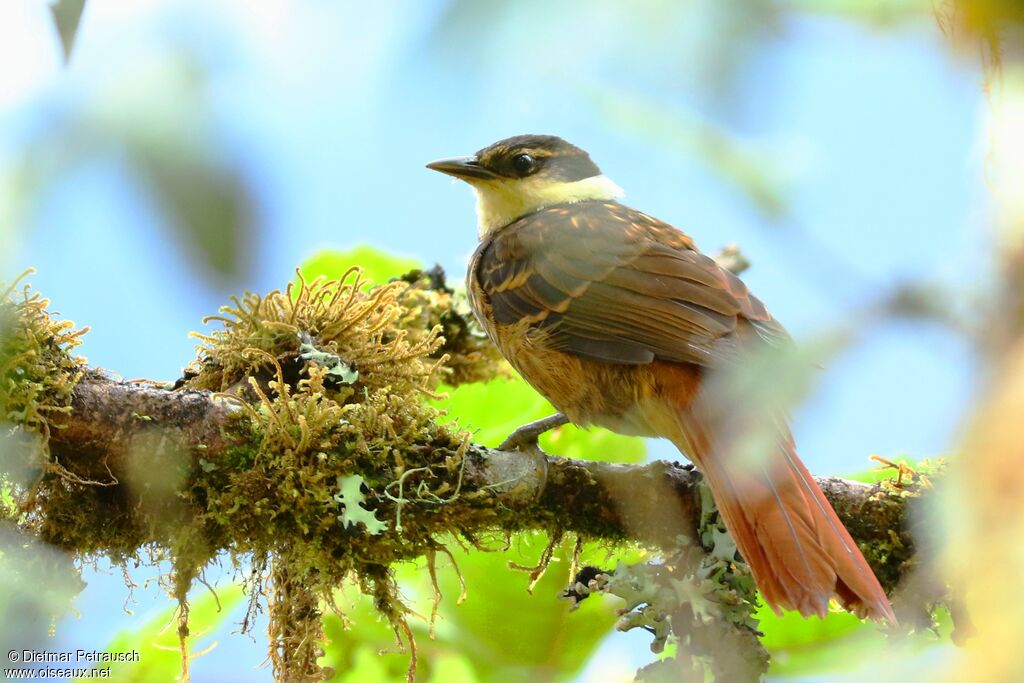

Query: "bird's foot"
(496, 413), (567, 503)
(497, 413), (569, 451)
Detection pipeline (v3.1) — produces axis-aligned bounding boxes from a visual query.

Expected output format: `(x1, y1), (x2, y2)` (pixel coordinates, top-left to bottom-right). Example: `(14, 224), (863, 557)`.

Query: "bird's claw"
(495, 413), (568, 503)
(497, 413), (569, 452)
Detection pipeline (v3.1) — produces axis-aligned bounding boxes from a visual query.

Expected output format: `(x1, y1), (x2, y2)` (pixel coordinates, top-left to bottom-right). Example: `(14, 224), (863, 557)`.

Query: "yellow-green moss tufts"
(393, 267), (508, 386)
(5, 265), (496, 682)
(177, 268), (490, 679)
(0, 270), (87, 450)
(187, 267), (447, 401)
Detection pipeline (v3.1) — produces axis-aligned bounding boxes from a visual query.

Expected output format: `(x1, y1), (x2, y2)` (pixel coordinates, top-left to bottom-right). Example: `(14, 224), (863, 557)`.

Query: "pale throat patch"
(470, 174), (624, 236)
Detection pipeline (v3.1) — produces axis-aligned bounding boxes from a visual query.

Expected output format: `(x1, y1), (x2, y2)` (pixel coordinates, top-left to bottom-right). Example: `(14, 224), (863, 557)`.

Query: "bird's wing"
(474, 201), (789, 367)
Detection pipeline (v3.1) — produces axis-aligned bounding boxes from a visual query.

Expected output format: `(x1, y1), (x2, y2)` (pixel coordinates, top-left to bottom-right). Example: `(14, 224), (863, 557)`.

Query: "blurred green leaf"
(323, 536), (635, 683)
(757, 602), (867, 650)
(101, 58), (255, 281)
(135, 152), (252, 279)
(300, 246), (420, 286)
(761, 600), (953, 677)
(765, 623), (885, 677)
(845, 454), (921, 483)
(438, 377), (646, 464)
(437, 377), (551, 448)
(89, 582), (244, 682)
(12, 55), (255, 282)
(49, 0), (86, 63)
(425, 652), (481, 683)
(433, 536), (621, 683)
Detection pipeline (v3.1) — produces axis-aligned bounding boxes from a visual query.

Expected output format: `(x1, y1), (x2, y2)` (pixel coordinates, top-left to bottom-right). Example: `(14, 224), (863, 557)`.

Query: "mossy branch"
(39, 376), (920, 595)
(1, 266), (944, 683)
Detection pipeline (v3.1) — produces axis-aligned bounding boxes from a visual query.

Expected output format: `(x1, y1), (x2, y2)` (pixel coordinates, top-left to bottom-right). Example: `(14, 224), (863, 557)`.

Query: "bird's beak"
(425, 156), (497, 181)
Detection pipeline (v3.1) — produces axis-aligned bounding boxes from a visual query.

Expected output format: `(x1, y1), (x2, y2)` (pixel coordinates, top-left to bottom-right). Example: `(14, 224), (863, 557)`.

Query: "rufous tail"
(675, 419), (895, 622)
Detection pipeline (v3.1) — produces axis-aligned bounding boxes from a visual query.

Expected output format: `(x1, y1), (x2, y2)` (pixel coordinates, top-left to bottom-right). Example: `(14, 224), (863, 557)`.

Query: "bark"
(45, 375), (918, 596)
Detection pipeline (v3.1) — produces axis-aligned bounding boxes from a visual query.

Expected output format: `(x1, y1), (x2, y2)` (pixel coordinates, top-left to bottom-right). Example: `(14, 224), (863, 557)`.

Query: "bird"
(426, 134), (895, 622)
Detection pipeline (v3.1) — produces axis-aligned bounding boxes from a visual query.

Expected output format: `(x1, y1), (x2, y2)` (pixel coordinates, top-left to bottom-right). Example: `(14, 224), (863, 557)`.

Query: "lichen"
(563, 477), (766, 683)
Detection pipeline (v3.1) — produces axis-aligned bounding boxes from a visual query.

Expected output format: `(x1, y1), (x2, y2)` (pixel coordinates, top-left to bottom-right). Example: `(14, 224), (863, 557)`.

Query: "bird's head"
(427, 134), (623, 236)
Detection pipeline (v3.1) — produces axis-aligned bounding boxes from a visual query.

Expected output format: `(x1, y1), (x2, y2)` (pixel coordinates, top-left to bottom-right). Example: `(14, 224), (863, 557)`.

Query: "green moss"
(851, 457), (945, 594)
(0, 270), (86, 459)
(0, 265), (510, 682)
(392, 267), (508, 387)
(178, 268), (497, 681)
(0, 270), (99, 549)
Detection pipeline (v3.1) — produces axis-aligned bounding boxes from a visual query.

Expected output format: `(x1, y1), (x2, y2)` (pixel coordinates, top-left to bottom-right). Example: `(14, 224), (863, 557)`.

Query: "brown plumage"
(431, 135), (894, 621)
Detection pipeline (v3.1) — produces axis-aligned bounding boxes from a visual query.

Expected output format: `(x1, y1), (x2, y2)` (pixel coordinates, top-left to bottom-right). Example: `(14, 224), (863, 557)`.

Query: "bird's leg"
(497, 413), (568, 502)
(497, 413), (569, 451)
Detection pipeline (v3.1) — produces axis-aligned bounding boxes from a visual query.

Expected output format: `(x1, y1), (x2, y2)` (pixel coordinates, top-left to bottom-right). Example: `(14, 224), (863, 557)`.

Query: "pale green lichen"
(566, 477), (764, 683)
(336, 474), (388, 535)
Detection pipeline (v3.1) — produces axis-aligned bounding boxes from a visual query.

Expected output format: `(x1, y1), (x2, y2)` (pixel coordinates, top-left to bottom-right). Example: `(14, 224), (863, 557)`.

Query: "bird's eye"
(511, 153), (535, 176)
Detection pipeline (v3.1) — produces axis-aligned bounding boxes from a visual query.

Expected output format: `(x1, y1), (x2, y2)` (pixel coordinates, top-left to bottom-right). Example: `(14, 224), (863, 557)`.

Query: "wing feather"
(470, 201), (788, 367)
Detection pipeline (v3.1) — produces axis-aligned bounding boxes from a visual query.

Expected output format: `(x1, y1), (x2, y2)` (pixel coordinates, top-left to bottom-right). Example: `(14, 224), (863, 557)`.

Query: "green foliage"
(294, 246), (647, 681)
(439, 376), (646, 465)
(757, 606), (882, 677)
(321, 537), (631, 683)
(436, 537), (622, 682)
(300, 246), (421, 287)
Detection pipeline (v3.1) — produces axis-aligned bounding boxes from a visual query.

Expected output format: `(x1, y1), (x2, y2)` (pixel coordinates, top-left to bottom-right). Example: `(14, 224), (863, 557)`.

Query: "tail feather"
(675, 416), (895, 622)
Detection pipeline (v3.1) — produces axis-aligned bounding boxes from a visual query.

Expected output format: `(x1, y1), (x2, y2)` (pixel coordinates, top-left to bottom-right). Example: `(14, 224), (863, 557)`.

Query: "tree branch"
(42, 375), (916, 596)
(5, 265), (940, 683)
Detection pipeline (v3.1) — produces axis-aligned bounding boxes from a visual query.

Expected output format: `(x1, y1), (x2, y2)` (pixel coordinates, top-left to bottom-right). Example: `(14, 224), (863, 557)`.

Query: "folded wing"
(473, 200), (789, 367)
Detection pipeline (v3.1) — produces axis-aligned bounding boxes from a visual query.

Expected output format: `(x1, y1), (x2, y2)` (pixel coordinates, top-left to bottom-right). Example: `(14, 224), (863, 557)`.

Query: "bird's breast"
(466, 228), (702, 441)
(482, 318), (684, 439)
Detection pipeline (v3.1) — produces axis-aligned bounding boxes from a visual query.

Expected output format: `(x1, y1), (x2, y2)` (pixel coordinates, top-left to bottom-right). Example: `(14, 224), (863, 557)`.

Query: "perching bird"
(427, 134), (894, 621)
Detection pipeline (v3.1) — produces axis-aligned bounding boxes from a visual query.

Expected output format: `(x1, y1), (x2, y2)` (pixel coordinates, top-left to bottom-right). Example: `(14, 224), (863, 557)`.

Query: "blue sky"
(0, 1), (986, 680)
